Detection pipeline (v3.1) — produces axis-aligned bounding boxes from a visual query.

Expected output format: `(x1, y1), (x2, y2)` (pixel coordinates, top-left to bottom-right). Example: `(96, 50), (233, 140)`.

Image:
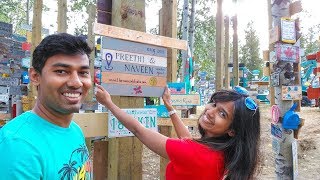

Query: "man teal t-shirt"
(0, 111), (92, 179)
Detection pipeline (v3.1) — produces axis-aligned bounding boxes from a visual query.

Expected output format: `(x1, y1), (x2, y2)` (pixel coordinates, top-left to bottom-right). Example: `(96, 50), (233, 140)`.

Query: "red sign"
(22, 42), (31, 51)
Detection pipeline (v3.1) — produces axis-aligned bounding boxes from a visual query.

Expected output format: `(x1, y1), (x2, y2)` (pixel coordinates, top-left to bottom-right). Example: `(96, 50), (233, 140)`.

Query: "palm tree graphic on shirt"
(58, 144), (89, 180)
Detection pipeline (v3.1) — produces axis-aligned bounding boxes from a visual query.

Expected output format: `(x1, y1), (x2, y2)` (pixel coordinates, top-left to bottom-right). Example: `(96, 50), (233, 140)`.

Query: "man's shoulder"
(0, 112), (38, 144)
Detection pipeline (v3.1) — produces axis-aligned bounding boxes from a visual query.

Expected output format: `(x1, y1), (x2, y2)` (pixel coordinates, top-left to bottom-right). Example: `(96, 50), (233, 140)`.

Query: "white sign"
(108, 108), (158, 138)
(292, 140), (298, 180)
(160, 94), (201, 106)
(0, 94), (9, 103)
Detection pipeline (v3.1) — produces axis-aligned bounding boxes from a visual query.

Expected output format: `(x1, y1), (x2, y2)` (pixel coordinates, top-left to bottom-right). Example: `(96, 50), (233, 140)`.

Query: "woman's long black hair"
(196, 90), (261, 180)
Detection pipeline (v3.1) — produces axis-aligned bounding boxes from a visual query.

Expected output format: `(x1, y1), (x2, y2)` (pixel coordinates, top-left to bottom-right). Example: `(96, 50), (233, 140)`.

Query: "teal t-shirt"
(0, 111), (92, 180)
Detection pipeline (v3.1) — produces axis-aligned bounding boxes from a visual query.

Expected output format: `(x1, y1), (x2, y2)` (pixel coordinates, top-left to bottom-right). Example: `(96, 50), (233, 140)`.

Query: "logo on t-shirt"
(58, 144), (92, 180)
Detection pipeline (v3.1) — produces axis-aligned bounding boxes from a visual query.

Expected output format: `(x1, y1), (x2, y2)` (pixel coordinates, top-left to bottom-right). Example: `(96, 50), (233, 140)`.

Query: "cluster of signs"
(94, 28), (199, 137)
(0, 22), (29, 115)
(269, 17), (302, 101)
(269, 2), (303, 179)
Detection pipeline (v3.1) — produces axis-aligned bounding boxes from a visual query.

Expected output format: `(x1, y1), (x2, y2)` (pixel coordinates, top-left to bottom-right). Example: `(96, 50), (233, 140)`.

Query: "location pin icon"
(105, 52), (113, 70)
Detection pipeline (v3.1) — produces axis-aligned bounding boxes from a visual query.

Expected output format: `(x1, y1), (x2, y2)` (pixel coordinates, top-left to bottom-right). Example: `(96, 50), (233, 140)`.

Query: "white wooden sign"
(292, 140), (298, 180)
(108, 108), (158, 138)
(0, 94), (9, 103)
(160, 94), (201, 106)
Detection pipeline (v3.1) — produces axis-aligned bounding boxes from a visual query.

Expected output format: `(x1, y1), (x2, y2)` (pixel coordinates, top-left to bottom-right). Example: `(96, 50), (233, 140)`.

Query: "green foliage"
(0, 0), (29, 33)
(300, 24), (320, 56)
(194, 15), (216, 79)
(176, 0), (216, 80)
(239, 21), (263, 78)
(0, 0), (49, 34)
(69, 0), (96, 35)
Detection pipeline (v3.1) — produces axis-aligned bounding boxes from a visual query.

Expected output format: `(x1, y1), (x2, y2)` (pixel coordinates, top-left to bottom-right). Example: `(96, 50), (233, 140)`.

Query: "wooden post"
(215, 0), (224, 91)
(108, 1), (145, 179)
(232, 8), (239, 87)
(85, 3), (97, 102)
(267, 0), (275, 105)
(160, 0), (178, 83)
(57, 0), (67, 33)
(268, 0), (302, 179)
(159, 1), (178, 179)
(224, 16), (230, 89)
(180, 0), (189, 82)
(29, 0), (43, 108)
(93, 141), (108, 180)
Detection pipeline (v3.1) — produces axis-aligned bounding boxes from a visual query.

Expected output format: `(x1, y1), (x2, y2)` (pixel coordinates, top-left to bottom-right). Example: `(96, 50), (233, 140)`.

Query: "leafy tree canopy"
(239, 21), (263, 78)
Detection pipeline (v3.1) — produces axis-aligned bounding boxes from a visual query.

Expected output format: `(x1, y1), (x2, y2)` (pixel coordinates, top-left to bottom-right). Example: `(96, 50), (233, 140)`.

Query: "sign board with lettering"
(275, 43), (299, 63)
(100, 37), (167, 97)
(160, 94), (201, 106)
(108, 108), (157, 138)
(282, 86), (302, 100)
(0, 22), (13, 37)
(0, 77), (19, 86)
(281, 18), (296, 44)
(0, 94), (9, 104)
(0, 86), (10, 94)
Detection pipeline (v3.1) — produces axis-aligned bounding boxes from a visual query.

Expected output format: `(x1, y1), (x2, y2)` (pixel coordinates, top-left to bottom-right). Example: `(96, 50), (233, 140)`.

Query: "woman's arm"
(95, 84), (169, 159)
(162, 87), (192, 139)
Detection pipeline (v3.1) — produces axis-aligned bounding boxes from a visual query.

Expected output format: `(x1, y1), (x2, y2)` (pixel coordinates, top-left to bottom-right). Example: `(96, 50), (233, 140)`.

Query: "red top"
(166, 138), (225, 180)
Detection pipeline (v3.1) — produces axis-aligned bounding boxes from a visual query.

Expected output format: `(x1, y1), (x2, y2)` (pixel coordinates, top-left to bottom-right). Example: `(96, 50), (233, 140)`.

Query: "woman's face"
(199, 101), (235, 138)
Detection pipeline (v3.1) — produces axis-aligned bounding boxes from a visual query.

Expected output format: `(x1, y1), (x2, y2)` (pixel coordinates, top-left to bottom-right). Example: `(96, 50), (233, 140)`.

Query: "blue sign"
(145, 105), (169, 118)
(22, 71), (29, 84)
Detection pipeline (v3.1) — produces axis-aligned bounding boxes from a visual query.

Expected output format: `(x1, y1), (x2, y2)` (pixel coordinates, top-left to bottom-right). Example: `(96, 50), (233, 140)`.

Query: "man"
(0, 33), (92, 179)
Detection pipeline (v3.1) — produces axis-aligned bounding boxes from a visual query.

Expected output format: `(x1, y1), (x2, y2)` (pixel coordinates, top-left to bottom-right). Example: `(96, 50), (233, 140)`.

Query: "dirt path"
(142, 105), (320, 179)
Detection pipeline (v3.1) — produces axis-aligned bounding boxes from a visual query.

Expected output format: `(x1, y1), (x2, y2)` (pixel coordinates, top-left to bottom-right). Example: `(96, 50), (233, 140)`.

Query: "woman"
(95, 85), (260, 180)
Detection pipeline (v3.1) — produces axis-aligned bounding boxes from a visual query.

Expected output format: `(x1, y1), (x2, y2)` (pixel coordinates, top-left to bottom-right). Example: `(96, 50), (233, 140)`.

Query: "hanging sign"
(0, 22), (13, 37)
(100, 37), (167, 97)
(0, 86), (10, 94)
(281, 18), (296, 44)
(292, 140), (299, 180)
(0, 77), (19, 86)
(282, 86), (302, 100)
(271, 105), (280, 124)
(275, 43), (299, 62)
(160, 94), (201, 106)
(269, 26), (280, 44)
(108, 108), (157, 138)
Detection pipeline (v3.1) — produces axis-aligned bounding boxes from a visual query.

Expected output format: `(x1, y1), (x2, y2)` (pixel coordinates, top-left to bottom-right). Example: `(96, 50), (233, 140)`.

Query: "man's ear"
(29, 67), (40, 86)
(227, 129), (235, 137)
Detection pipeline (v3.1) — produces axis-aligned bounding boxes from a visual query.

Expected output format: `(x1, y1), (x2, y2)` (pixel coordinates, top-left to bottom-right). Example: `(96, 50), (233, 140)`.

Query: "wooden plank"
(101, 61), (167, 77)
(101, 72), (167, 87)
(100, 83), (165, 97)
(73, 113), (108, 138)
(94, 23), (187, 50)
(102, 37), (167, 57)
(101, 49), (167, 67)
(289, 0), (302, 16)
(93, 141), (108, 180)
(72, 113), (198, 138)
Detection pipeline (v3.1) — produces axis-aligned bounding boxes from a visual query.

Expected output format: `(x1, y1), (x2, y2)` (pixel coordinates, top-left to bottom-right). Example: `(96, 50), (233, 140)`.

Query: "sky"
(41, 0), (319, 53)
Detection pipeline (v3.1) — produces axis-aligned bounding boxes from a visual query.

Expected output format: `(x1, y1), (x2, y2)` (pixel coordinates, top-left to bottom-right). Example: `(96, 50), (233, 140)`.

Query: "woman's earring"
(227, 130), (235, 137)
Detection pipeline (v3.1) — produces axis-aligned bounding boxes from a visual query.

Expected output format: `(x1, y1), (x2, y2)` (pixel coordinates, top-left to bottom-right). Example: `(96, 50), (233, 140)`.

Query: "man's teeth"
(64, 93), (80, 98)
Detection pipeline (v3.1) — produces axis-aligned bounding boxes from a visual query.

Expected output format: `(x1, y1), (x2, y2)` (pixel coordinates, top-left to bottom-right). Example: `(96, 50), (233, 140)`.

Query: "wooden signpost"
(100, 37), (168, 97)
(93, 7), (187, 178)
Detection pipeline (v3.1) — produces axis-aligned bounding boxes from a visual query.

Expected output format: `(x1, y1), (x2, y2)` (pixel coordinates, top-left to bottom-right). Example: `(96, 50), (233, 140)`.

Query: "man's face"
(34, 54), (92, 115)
